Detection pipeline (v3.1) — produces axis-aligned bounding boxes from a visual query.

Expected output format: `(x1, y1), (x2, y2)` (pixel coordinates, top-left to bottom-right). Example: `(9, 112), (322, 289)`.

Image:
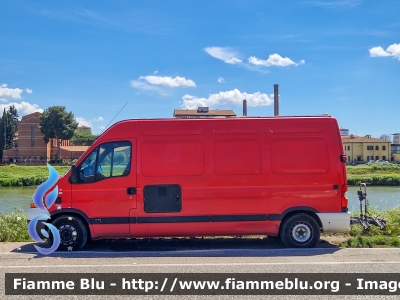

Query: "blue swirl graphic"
(27, 213), (50, 243)
(28, 164), (61, 254)
(33, 223), (61, 255)
(45, 185), (58, 208)
(32, 164), (59, 210)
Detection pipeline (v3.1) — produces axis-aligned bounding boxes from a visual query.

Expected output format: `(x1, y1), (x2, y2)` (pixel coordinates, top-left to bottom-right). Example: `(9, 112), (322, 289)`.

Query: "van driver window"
(78, 141), (131, 183)
(79, 151), (98, 183)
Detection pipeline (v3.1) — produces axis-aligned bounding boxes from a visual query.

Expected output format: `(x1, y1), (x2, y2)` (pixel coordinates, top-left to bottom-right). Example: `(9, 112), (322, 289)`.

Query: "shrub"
(0, 210), (32, 242)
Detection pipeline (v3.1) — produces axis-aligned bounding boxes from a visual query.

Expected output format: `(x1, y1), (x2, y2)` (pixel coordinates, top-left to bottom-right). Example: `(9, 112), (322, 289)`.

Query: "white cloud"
(139, 75), (196, 87)
(0, 101), (43, 116)
(369, 46), (390, 57)
(130, 80), (168, 96)
(204, 47), (243, 64)
(93, 117), (104, 122)
(0, 84), (24, 100)
(181, 89), (273, 109)
(218, 77), (225, 83)
(76, 117), (93, 128)
(248, 54), (305, 67)
(369, 43), (400, 60)
(25, 88), (33, 94)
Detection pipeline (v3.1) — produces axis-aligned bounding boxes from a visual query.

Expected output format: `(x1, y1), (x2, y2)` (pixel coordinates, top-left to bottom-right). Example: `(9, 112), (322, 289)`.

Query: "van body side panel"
(266, 118), (345, 222)
(53, 117), (347, 240)
(131, 122), (212, 237)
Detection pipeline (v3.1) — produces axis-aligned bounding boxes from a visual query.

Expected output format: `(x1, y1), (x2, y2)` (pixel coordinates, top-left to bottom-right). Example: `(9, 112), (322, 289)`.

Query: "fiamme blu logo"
(27, 164), (60, 255)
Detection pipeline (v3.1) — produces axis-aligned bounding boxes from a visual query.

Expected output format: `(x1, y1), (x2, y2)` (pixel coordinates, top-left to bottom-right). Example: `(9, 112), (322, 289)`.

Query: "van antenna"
(100, 102), (128, 134)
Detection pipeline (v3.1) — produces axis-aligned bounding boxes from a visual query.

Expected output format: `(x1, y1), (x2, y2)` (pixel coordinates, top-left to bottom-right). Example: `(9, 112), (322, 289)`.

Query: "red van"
(28, 116), (350, 250)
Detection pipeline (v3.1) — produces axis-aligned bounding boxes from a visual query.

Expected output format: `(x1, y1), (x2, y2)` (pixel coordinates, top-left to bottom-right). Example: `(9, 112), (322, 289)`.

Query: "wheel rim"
(59, 224), (78, 246)
(290, 222), (312, 244)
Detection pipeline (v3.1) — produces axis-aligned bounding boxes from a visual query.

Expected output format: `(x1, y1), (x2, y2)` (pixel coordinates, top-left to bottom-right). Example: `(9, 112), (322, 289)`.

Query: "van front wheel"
(51, 215), (88, 251)
(280, 213), (320, 248)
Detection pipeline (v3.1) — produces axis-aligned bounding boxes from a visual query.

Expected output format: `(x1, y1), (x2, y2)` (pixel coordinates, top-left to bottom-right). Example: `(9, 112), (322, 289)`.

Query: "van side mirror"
(70, 164), (78, 184)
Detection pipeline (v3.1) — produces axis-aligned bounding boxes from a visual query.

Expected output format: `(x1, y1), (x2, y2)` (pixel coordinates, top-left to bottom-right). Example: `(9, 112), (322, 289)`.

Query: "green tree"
(380, 134), (392, 142)
(70, 126), (98, 146)
(0, 110), (4, 162)
(39, 106), (78, 162)
(4, 105), (19, 149)
(0, 106), (19, 162)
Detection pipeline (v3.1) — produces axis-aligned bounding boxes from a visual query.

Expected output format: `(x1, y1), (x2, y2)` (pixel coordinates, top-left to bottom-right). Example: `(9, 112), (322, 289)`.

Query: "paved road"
(1, 239), (400, 299)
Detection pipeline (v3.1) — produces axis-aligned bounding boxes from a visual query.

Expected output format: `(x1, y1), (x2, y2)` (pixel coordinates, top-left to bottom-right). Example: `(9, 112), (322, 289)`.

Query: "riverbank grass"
(0, 210), (32, 242)
(2, 163), (400, 187)
(347, 163), (400, 186)
(0, 164), (70, 187)
(340, 207), (400, 247)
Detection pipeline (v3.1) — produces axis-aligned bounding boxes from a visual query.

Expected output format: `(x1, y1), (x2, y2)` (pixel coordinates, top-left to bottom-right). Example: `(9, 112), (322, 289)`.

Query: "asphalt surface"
(1, 238), (400, 299)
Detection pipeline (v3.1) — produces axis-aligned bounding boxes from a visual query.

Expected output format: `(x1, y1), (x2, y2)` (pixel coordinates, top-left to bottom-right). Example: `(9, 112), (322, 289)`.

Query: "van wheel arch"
(279, 210), (322, 230)
(279, 211), (321, 248)
(49, 213), (91, 251)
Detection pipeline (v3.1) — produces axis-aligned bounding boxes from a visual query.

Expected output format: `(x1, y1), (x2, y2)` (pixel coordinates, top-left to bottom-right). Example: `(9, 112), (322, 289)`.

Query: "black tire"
(50, 215), (89, 251)
(280, 213), (320, 248)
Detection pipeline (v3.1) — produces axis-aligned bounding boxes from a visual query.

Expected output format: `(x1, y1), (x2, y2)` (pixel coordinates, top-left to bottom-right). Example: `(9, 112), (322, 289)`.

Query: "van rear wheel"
(50, 215), (88, 251)
(280, 213), (320, 248)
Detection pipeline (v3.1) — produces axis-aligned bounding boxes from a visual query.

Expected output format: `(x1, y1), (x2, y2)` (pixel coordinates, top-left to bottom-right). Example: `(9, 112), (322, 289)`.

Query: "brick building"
(2, 112), (88, 164)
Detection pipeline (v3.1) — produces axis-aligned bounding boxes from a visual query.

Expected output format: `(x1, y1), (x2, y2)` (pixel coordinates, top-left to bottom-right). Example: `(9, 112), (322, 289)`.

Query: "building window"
(367, 146), (373, 150)
(375, 156), (379, 160)
(31, 126), (35, 147)
(348, 146), (351, 151)
(383, 146), (386, 150)
(375, 146), (379, 150)
(383, 156), (386, 160)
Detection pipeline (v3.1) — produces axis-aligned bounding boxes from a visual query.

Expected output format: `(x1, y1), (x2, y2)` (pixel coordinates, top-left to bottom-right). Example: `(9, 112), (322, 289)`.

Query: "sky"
(1, 0), (399, 137)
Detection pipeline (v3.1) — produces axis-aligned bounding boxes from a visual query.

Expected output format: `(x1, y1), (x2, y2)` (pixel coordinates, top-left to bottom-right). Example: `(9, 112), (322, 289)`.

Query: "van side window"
(99, 142), (131, 178)
(78, 141), (131, 183)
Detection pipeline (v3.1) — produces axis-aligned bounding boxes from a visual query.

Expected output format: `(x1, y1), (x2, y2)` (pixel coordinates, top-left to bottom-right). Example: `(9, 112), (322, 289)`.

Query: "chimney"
(243, 99), (247, 116)
(274, 84), (279, 116)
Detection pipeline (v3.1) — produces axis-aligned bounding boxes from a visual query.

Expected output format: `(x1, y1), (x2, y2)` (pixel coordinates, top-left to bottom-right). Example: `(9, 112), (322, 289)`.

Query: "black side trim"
(268, 214), (283, 221)
(138, 216), (209, 223)
(50, 212), (269, 225)
(267, 206), (320, 221)
(91, 217), (130, 224)
(211, 214), (267, 222)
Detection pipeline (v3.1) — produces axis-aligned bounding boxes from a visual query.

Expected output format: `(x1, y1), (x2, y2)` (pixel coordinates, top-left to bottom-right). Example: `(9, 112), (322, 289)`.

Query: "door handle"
(127, 187), (137, 195)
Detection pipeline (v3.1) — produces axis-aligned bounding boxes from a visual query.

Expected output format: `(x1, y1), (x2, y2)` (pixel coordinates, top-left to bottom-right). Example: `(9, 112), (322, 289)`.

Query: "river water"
(0, 186), (399, 215)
